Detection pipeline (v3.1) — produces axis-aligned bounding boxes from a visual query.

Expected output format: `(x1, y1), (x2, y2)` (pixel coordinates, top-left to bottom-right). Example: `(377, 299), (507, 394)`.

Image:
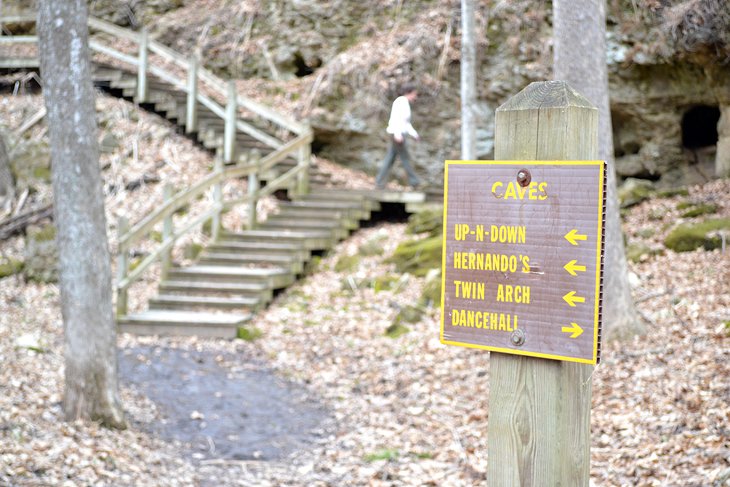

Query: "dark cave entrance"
(682, 105), (720, 149)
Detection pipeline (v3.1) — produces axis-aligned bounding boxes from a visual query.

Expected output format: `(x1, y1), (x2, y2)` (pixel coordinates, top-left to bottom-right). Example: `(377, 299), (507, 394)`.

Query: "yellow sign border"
(439, 160), (605, 365)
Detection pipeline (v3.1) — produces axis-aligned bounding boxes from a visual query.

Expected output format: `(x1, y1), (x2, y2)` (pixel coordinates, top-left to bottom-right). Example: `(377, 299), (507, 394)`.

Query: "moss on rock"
(626, 242), (656, 263)
(237, 326), (263, 342)
(384, 323), (410, 339)
(618, 178), (655, 208)
(372, 274), (400, 292)
(420, 271), (442, 307)
(406, 209), (443, 236)
(388, 235), (442, 276)
(23, 224), (58, 283)
(664, 218), (730, 252)
(656, 187), (689, 198)
(0, 258), (24, 279)
(183, 242), (204, 260)
(334, 254), (361, 272)
(679, 203), (718, 218)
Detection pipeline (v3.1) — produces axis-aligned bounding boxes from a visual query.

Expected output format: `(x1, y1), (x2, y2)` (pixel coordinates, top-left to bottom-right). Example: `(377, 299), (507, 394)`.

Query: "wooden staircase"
(90, 65), (393, 337)
(1, 14), (433, 338)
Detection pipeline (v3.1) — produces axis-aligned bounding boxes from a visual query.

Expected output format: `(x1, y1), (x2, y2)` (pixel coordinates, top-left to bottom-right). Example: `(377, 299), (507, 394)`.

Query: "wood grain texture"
(488, 81), (595, 486)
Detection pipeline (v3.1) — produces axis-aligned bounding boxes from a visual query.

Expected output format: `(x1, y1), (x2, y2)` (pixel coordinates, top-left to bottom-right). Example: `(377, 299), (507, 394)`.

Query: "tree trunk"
(37, 0), (125, 428)
(0, 132), (14, 211)
(460, 0), (477, 160)
(553, 0), (643, 341)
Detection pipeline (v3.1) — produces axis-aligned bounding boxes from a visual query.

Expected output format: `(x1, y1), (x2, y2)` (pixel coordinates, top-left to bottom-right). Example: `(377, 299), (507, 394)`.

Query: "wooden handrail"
(0, 35), (37, 43)
(87, 16), (142, 42)
(0, 11), (315, 310)
(117, 203), (223, 290)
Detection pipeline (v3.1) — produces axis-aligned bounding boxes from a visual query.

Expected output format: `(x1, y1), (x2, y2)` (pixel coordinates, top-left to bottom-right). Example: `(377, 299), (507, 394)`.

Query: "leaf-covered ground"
(1, 93), (728, 486)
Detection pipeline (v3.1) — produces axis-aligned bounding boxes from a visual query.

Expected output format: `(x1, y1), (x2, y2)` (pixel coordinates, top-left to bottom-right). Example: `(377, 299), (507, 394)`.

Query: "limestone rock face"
(717, 105), (730, 177)
(14, 0), (723, 189)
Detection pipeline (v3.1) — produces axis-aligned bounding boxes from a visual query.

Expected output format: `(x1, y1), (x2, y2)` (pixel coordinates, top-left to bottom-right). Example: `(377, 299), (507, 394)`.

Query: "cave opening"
(682, 105), (720, 149)
(293, 52), (320, 78)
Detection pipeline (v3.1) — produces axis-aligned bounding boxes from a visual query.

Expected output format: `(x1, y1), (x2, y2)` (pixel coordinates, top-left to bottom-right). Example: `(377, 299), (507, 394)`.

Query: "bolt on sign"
(440, 160), (606, 364)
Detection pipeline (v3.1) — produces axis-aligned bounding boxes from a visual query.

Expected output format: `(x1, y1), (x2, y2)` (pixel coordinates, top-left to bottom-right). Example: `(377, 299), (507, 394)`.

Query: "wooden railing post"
(487, 80), (596, 486)
(296, 127), (311, 196)
(224, 80), (237, 164)
(137, 28), (148, 103)
(212, 157), (224, 241)
(185, 55), (198, 134)
(116, 216), (130, 317)
(247, 151), (261, 230)
(160, 183), (174, 278)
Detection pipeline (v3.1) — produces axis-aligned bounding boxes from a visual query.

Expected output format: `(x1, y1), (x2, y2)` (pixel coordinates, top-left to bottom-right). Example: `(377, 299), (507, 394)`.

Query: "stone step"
(168, 265), (294, 289)
(149, 294), (261, 312)
(118, 310), (249, 338)
(198, 252), (304, 274)
(159, 280), (273, 302)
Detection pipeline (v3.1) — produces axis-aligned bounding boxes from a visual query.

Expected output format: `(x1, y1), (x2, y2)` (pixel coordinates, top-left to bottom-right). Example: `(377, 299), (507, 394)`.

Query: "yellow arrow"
(563, 291), (586, 307)
(564, 229), (588, 246)
(562, 322), (584, 339)
(564, 260), (587, 276)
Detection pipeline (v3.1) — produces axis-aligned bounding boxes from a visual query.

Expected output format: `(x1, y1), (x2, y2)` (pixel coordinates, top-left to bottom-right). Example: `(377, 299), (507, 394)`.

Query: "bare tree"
(37, 0), (125, 427)
(553, 0), (644, 341)
(460, 0), (477, 160)
(0, 132), (14, 213)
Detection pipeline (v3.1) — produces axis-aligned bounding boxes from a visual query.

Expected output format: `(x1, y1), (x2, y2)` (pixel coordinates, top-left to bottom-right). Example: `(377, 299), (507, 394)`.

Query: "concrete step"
(199, 252), (304, 274)
(118, 310), (249, 338)
(168, 265), (294, 288)
(159, 280), (273, 302)
(149, 294), (261, 312)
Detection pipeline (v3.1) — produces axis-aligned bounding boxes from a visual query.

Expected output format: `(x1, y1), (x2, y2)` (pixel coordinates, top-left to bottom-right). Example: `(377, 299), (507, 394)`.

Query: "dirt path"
(118, 346), (333, 462)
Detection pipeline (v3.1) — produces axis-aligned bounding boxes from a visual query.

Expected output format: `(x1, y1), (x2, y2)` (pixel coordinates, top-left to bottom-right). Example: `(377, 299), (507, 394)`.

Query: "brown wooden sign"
(440, 160), (606, 364)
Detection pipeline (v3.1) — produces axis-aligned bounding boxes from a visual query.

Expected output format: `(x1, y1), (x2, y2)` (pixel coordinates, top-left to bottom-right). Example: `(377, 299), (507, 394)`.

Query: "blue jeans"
(376, 137), (420, 188)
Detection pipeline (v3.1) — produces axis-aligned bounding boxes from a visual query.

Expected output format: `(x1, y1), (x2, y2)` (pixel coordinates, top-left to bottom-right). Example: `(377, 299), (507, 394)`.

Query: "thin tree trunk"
(553, 0), (644, 341)
(460, 0), (477, 160)
(37, 0), (125, 428)
(0, 132), (14, 211)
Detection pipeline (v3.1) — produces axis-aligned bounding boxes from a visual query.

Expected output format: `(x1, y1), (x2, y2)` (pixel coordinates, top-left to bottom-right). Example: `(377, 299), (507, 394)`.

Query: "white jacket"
(385, 96), (419, 139)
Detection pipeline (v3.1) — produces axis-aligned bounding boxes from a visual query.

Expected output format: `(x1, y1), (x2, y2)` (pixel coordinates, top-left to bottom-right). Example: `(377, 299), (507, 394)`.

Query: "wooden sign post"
(440, 81), (602, 485)
(488, 81), (596, 486)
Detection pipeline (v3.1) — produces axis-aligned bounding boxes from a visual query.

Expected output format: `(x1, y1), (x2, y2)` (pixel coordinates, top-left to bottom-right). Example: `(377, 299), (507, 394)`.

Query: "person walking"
(376, 85), (422, 189)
